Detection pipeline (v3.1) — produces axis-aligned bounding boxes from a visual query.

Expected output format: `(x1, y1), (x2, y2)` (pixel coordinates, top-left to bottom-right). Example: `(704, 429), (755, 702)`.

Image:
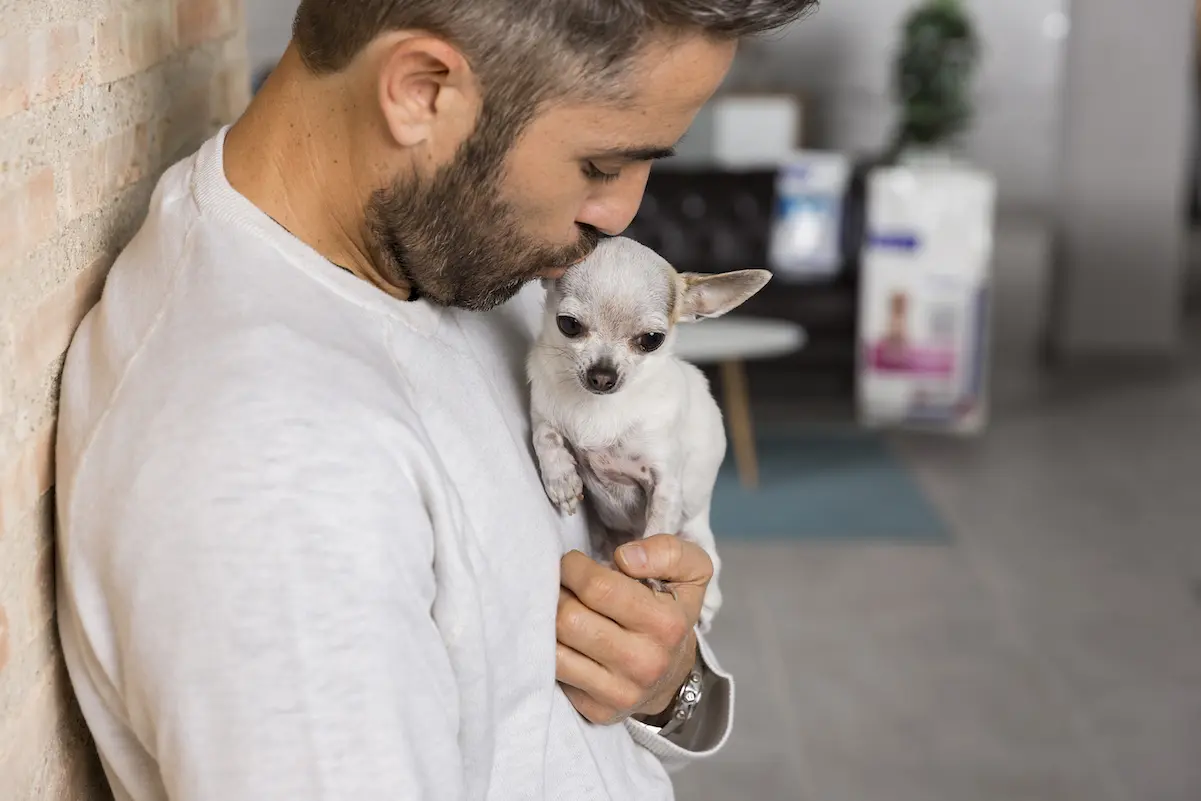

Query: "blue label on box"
(868, 233), (921, 252)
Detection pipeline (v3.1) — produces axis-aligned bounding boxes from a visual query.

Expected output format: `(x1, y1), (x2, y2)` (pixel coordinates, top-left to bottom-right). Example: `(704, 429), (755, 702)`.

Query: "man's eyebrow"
(591, 145), (677, 162)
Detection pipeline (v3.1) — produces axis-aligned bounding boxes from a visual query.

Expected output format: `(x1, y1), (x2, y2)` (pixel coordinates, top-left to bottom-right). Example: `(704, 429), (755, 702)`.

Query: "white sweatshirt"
(54, 127), (733, 801)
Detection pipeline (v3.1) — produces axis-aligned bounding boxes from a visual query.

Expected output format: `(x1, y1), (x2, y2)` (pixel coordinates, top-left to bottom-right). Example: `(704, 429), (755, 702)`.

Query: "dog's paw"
(640, 577), (679, 601)
(544, 468), (585, 516)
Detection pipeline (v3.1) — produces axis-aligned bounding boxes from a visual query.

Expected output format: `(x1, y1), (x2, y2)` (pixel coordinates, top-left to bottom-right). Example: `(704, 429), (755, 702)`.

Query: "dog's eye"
(557, 315), (585, 339)
(636, 332), (666, 353)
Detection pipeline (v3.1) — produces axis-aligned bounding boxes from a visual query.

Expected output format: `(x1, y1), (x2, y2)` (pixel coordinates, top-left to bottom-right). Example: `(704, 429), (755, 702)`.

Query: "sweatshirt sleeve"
(623, 631), (734, 773)
(116, 415), (464, 801)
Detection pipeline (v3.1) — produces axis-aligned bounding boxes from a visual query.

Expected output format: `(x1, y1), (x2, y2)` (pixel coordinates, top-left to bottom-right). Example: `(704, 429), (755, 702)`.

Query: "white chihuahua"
(527, 237), (771, 631)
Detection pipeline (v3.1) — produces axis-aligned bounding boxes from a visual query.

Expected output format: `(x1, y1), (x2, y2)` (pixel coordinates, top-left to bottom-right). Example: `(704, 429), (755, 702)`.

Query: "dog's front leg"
(533, 420), (584, 516)
(638, 470), (685, 598)
(642, 472), (683, 540)
(679, 511), (722, 633)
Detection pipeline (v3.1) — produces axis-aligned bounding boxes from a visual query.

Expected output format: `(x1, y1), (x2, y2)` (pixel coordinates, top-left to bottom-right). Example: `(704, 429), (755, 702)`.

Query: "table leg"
(720, 359), (759, 490)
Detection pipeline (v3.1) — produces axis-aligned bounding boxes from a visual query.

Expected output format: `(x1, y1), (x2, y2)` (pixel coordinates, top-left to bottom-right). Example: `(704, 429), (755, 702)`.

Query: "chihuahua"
(527, 237), (771, 631)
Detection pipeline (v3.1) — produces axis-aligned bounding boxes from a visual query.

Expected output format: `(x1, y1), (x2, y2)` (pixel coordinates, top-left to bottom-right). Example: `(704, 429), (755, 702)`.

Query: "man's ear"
(678, 270), (773, 322)
(377, 34), (479, 149)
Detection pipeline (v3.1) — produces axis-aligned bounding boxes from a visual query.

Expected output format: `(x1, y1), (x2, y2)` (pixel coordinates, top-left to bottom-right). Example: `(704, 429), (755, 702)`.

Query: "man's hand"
(556, 534), (713, 725)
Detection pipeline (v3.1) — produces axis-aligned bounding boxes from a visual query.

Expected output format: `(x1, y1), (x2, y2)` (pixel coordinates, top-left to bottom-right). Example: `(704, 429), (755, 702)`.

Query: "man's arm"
(120, 428), (462, 801)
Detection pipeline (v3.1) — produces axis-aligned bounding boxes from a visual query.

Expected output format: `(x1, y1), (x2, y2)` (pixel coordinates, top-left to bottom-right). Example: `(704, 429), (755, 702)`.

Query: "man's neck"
(223, 46), (414, 301)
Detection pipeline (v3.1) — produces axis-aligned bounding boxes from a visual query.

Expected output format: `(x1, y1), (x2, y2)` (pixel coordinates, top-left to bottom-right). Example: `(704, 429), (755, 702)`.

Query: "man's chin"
(455, 280), (531, 312)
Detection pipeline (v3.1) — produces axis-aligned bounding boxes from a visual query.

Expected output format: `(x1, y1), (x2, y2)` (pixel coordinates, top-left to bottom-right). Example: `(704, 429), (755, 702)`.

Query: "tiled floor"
(674, 218), (1201, 800)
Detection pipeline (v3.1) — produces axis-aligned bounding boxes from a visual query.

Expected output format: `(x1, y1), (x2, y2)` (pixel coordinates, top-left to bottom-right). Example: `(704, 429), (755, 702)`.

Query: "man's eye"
(557, 315), (585, 338)
(582, 162), (621, 183)
(635, 332), (666, 353)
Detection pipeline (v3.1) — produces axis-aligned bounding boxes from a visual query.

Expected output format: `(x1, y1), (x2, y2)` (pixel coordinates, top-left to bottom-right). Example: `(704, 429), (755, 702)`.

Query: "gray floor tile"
(1079, 687), (1201, 801)
(672, 758), (808, 801)
(704, 573), (806, 768)
(752, 547), (1107, 801)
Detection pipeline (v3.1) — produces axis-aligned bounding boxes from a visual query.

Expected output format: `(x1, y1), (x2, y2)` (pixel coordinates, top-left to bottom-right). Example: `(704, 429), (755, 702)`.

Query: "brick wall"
(0, 1), (250, 798)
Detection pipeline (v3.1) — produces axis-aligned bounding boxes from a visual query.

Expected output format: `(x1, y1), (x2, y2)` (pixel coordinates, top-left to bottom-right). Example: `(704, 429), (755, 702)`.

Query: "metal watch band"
(656, 663), (705, 738)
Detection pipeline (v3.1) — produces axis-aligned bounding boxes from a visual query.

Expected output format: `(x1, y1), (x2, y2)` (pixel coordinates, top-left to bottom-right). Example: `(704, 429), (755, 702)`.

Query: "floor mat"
(710, 425), (950, 542)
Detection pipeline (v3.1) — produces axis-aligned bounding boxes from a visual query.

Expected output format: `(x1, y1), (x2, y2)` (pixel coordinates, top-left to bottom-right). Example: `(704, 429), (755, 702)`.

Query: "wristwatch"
(643, 651), (705, 738)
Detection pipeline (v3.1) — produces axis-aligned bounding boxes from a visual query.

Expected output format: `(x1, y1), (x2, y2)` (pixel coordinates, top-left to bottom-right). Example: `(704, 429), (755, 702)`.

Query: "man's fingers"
(615, 534), (713, 586)
(556, 588), (639, 666)
(557, 589), (677, 690)
(555, 645), (645, 719)
(560, 552), (661, 625)
(558, 683), (624, 726)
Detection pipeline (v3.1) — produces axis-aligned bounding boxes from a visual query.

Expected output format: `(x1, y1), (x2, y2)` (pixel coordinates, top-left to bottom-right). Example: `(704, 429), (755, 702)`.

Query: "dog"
(527, 236), (771, 631)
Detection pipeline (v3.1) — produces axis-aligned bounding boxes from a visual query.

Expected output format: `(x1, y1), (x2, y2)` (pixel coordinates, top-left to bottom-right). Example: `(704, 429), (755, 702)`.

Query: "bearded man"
(55, 2), (815, 798)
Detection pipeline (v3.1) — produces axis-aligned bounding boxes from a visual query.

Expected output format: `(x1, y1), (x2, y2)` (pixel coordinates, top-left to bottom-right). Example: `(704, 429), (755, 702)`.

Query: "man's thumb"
(615, 534), (711, 583)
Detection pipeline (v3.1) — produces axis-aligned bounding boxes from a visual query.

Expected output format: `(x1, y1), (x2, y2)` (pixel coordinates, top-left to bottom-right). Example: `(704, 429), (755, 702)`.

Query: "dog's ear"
(677, 270), (772, 322)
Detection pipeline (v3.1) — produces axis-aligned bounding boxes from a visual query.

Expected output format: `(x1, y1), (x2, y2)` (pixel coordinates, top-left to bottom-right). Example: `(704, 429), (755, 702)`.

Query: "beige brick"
(0, 653), (66, 797)
(0, 606), (8, 674)
(53, 734), (110, 801)
(0, 422), (56, 542)
(211, 62), (250, 124)
(30, 22), (93, 107)
(0, 169), (57, 262)
(177, 0), (239, 50)
(0, 496), (56, 717)
(0, 23), (93, 120)
(25, 543), (55, 647)
(11, 257), (110, 400)
(94, 6), (176, 84)
(0, 36), (31, 119)
(0, 496), (55, 649)
(30, 699), (108, 801)
(62, 125), (150, 220)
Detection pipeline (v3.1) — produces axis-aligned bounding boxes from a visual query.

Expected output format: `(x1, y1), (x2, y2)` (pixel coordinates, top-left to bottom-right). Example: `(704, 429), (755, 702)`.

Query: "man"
(54, 2), (814, 798)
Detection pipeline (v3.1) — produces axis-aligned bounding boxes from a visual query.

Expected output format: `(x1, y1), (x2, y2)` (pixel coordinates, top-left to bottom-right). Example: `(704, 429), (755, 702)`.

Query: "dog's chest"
(573, 437), (654, 534)
(578, 443), (652, 488)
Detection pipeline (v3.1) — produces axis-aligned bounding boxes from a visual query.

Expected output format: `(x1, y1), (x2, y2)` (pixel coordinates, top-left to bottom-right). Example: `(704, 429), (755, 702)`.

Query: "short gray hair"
(294, 0), (817, 141)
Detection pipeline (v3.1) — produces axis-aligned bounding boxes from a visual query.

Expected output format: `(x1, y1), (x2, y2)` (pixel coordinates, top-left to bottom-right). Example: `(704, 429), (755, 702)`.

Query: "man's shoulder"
(130, 322), (421, 465)
(61, 281), (429, 510)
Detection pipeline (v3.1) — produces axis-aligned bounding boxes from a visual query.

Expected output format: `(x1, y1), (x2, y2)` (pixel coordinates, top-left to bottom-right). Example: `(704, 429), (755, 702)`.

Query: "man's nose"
(585, 364), (619, 394)
(575, 167), (652, 236)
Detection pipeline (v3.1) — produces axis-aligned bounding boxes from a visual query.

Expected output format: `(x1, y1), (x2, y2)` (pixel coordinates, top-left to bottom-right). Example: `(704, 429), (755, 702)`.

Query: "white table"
(675, 317), (807, 489)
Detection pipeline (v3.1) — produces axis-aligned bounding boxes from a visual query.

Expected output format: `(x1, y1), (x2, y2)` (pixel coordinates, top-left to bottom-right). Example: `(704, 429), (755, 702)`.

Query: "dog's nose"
(585, 365), (619, 394)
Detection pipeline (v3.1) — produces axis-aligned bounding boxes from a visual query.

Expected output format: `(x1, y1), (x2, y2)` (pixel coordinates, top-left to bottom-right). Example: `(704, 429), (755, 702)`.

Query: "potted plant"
(886, 0), (980, 164)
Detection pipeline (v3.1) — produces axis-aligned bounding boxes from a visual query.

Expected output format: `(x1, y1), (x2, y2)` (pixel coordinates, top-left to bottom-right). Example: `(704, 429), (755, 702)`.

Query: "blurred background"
(2, 0), (1199, 799)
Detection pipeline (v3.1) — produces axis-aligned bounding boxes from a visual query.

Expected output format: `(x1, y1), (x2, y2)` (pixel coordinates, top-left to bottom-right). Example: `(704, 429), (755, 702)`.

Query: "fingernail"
(620, 543), (647, 570)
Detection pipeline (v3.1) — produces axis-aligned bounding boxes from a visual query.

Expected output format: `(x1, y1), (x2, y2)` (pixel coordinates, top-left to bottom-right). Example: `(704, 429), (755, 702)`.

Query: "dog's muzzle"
(583, 364), (620, 395)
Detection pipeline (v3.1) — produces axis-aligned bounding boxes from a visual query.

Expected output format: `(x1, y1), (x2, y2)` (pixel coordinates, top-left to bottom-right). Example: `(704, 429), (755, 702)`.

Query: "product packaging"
(767, 150), (852, 282)
(857, 163), (996, 434)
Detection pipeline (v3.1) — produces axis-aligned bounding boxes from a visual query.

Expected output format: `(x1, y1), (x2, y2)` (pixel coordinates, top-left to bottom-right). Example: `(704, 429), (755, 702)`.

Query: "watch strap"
(655, 661), (705, 738)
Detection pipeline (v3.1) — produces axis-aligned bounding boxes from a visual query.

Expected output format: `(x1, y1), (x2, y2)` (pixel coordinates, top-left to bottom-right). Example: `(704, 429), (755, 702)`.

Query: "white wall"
(725, 0), (1071, 213)
(1050, 0), (1194, 357)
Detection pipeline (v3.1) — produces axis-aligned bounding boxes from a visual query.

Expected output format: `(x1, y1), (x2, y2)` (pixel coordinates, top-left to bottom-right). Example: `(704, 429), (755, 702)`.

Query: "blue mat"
(710, 426), (950, 542)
